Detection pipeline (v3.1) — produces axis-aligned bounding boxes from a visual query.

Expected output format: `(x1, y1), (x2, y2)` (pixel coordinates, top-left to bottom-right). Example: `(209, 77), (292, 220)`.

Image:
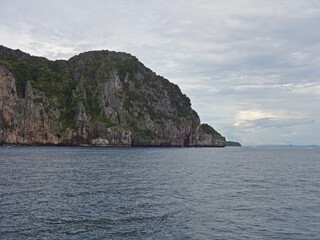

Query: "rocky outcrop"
(226, 141), (241, 147)
(0, 45), (226, 147)
(193, 124), (226, 147)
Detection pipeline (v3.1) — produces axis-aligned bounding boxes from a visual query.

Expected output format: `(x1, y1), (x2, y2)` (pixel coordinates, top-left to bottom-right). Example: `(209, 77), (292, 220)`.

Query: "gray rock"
(0, 46), (226, 147)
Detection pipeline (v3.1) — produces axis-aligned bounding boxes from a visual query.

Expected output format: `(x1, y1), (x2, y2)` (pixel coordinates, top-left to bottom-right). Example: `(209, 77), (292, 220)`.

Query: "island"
(0, 45), (226, 147)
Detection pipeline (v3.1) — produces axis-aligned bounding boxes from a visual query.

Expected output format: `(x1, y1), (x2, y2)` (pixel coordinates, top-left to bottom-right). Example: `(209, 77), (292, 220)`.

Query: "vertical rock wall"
(0, 46), (226, 147)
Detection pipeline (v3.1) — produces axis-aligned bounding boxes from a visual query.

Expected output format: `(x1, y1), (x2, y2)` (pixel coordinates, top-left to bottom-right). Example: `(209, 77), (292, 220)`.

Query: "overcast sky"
(1, 0), (320, 145)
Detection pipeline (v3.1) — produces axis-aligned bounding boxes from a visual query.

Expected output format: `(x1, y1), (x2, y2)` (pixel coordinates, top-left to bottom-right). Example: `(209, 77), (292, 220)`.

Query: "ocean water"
(0, 146), (319, 240)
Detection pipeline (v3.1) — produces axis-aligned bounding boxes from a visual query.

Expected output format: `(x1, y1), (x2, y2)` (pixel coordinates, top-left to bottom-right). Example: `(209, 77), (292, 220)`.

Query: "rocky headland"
(226, 141), (241, 147)
(0, 45), (226, 147)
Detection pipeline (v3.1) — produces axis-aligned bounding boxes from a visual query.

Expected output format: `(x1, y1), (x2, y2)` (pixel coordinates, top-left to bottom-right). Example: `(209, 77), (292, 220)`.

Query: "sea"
(0, 146), (319, 240)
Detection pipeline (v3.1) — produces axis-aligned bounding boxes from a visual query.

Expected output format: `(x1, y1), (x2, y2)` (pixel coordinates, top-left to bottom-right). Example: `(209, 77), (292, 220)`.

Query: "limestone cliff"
(0, 45), (226, 147)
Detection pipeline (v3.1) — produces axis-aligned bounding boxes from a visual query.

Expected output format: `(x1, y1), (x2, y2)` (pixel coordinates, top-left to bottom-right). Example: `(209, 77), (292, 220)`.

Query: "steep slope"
(0, 45), (226, 147)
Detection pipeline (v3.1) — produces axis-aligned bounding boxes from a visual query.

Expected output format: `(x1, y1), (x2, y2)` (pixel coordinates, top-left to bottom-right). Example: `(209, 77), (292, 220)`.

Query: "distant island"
(250, 144), (319, 148)
(0, 45), (228, 147)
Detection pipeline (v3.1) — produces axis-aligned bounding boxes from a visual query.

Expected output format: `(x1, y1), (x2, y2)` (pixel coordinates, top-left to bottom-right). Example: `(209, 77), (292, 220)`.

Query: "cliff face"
(0, 45), (226, 147)
(0, 68), (62, 144)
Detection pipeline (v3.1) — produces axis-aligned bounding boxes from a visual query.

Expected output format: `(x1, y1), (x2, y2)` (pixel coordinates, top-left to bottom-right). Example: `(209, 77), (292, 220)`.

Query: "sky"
(1, 0), (320, 145)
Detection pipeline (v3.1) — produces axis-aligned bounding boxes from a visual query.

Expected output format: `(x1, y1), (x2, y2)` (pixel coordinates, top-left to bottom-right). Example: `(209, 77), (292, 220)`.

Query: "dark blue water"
(0, 146), (319, 239)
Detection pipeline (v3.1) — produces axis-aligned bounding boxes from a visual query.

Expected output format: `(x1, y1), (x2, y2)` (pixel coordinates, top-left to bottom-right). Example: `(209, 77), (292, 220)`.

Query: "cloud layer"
(1, 0), (320, 145)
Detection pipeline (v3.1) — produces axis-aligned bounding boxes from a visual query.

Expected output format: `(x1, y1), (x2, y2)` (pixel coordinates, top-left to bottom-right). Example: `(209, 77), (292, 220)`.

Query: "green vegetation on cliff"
(0, 45), (226, 146)
(198, 123), (223, 138)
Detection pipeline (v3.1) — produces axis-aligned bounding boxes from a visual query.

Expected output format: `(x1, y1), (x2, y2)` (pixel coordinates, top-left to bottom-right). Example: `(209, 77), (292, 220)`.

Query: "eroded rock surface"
(0, 46), (225, 147)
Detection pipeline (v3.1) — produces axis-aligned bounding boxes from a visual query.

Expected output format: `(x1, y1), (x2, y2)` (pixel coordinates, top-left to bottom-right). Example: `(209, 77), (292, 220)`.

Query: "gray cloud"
(1, 0), (320, 145)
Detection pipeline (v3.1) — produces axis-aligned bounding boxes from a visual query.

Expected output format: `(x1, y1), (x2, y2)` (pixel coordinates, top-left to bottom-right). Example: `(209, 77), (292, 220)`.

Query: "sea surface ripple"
(0, 146), (319, 239)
